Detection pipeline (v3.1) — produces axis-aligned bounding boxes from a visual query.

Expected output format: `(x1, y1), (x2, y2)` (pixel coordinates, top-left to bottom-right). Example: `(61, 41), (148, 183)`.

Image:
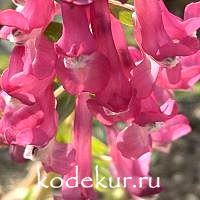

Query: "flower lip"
(162, 56), (179, 68)
(63, 56), (86, 69)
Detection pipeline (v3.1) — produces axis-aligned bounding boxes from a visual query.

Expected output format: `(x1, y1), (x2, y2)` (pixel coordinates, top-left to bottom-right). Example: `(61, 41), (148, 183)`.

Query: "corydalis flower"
(88, 0), (137, 125)
(134, 0), (200, 60)
(0, 87), (57, 147)
(56, 2), (110, 96)
(0, 36), (58, 147)
(151, 114), (191, 147)
(116, 123), (151, 160)
(61, 93), (96, 200)
(134, 0), (200, 84)
(106, 127), (162, 198)
(23, 139), (76, 175)
(157, 50), (200, 90)
(0, 0), (55, 43)
(56, 2), (95, 57)
(56, 52), (110, 95)
(1, 36), (56, 104)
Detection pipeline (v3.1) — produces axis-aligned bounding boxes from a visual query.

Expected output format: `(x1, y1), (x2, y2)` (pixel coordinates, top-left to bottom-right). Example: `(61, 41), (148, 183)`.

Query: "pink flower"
(0, 88), (57, 147)
(0, 0), (55, 43)
(0, 36), (58, 147)
(116, 124), (152, 159)
(134, 0), (200, 84)
(130, 52), (160, 99)
(56, 52), (110, 95)
(88, 0), (139, 125)
(38, 139), (76, 175)
(184, 2), (200, 19)
(151, 114), (191, 146)
(56, 2), (95, 57)
(110, 15), (135, 76)
(157, 50), (200, 90)
(107, 127), (162, 198)
(1, 36), (56, 105)
(0, 0), (198, 199)
(134, 0), (200, 60)
(88, 3), (163, 126)
(56, 3), (110, 95)
(61, 93), (96, 199)
(90, 0), (132, 111)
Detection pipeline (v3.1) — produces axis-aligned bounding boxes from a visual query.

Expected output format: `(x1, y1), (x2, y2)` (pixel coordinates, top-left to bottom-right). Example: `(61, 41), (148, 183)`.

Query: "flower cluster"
(0, 0), (199, 199)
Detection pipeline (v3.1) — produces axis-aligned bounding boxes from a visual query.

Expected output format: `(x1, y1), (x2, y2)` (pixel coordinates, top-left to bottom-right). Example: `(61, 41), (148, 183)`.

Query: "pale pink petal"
(151, 114), (191, 145)
(117, 124), (151, 159)
(0, 9), (29, 31)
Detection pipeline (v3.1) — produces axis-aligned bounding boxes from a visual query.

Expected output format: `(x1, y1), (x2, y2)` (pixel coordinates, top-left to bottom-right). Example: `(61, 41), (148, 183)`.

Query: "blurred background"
(0, 0), (200, 199)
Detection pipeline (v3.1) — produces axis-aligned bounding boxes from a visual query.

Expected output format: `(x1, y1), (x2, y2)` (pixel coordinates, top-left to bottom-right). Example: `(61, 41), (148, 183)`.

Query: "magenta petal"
(56, 52), (110, 95)
(1, 36), (56, 100)
(15, 127), (49, 146)
(151, 114), (191, 145)
(136, 87), (178, 125)
(128, 47), (143, 63)
(88, 90), (140, 125)
(111, 15), (134, 74)
(184, 2), (200, 19)
(117, 124), (151, 159)
(73, 93), (93, 180)
(0, 26), (16, 40)
(56, 3), (96, 57)
(157, 51), (200, 89)
(21, 0), (55, 30)
(62, 93), (96, 199)
(166, 64), (181, 84)
(32, 36), (57, 79)
(0, 9), (29, 31)
(134, 0), (199, 60)
(8, 107), (44, 130)
(160, 98), (176, 116)
(9, 91), (36, 105)
(41, 140), (76, 175)
(131, 55), (160, 99)
(107, 127), (162, 197)
(61, 0), (93, 5)
(4, 45), (25, 78)
(134, 0), (170, 60)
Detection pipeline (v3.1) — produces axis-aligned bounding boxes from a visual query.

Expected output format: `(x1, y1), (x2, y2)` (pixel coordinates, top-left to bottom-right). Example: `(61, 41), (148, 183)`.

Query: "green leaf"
(119, 10), (133, 27)
(110, 4), (133, 27)
(92, 136), (108, 156)
(56, 92), (75, 123)
(0, 54), (9, 72)
(193, 83), (200, 96)
(56, 120), (72, 144)
(44, 22), (63, 42)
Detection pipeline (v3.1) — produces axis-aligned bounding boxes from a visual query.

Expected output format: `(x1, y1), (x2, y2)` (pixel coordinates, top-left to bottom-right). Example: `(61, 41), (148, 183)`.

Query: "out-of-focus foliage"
(0, 54), (9, 73)
(56, 92), (75, 123)
(44, 22), (63, 42)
